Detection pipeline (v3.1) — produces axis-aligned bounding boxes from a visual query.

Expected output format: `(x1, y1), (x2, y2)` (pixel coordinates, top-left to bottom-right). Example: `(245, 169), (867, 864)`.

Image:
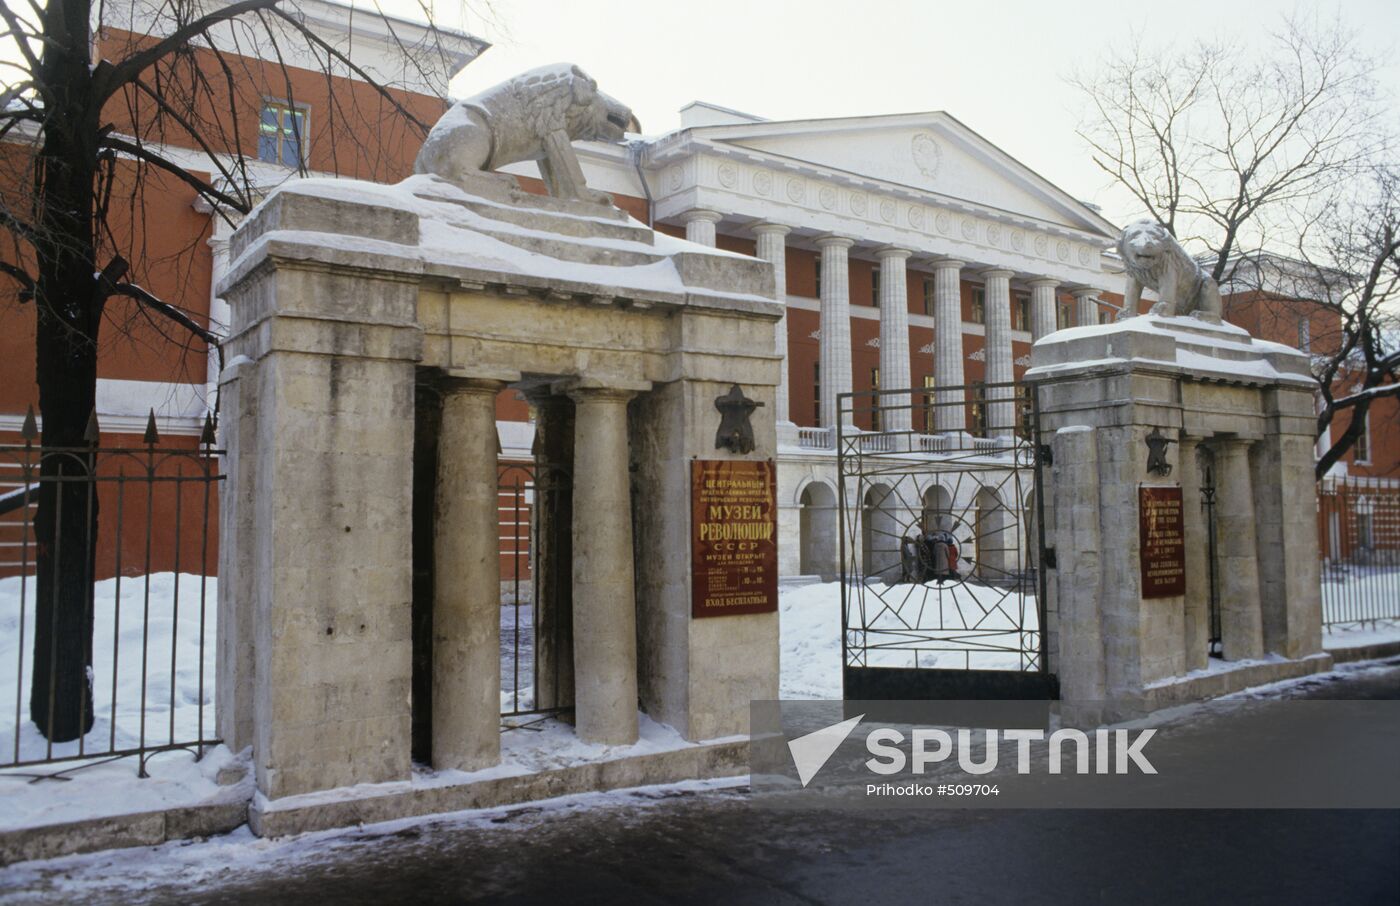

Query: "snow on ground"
(779, 579), (1037, 699)
(0, 573), (232, 832)
(0, 573), (217, 766)
(1321, 564), (1400, 628)
(0, 775), (752, 901)
(0, 744), (244, 833)
(1323, 619), (1400, 650)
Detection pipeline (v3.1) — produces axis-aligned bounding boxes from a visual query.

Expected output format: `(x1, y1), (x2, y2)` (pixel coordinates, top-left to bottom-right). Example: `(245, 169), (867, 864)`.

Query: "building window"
(814, 258), (822, 298)
(1099, 308), (1114, 325)
(923, 374), (936, 433)
(1298, 317), (1311, 353)
(1013, 294), (1030, 332)
(813, 361), (821, 427)
(259, 101), (307, 168)
(923, 278), (936, 316)
(1353, 410), (1371, 463)
(970, 381), (987, 437)
(870, 266), (880, 306)
(1357, 506), (1375, 550)
(870, 367), (881, 431)
(969, 288), (986, 325)
(1057, 299), (1074, 330)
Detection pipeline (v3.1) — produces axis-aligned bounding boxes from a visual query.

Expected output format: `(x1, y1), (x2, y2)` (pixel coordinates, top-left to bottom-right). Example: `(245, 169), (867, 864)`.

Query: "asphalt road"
(4, 659), (1399, 906)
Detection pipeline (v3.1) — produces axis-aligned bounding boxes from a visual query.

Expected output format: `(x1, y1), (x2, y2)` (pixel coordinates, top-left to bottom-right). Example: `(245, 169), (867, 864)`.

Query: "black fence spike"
(20, 405), (37, 441)
(84, 408), (101, 445)
(200, 412), (216, 447)
(143, 409), (160, 445)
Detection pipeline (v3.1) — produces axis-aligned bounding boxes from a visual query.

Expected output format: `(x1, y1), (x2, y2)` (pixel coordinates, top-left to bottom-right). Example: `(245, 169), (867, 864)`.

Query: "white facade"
(493, 100), (1125, 579)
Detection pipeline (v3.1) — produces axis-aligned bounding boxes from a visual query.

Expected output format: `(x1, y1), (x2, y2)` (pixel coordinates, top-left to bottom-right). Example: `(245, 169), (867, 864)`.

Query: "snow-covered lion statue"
(413, 64), (638, 205)
(1117, 219), (1223, 320)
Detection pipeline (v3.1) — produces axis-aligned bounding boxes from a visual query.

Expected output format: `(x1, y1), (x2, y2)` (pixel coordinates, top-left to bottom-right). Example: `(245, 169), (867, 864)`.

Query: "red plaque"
(1139, 486), (1186, 599)
(691, 460), (778, 618)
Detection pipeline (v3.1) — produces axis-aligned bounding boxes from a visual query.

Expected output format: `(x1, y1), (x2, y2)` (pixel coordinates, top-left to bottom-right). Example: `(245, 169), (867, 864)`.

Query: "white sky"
(398, 0), (1400, 230)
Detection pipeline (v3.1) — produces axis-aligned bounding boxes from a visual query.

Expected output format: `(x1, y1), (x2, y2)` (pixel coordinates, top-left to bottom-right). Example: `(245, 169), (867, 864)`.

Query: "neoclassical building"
(485, 101), (1126, 579)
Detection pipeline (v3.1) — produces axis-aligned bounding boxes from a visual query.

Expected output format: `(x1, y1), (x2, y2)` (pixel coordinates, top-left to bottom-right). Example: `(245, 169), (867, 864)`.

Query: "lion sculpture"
(414, 64), (639, 205)
(1117, 219), (1223, 320)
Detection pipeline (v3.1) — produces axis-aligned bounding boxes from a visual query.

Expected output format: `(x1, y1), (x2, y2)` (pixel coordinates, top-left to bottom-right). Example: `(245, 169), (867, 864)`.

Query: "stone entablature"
(645, 144), (1111, 288)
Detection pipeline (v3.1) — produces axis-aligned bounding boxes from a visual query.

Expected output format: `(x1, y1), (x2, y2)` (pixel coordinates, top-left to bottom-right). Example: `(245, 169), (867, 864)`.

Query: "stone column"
(1178, 437), (1210, 672)
(981, 268), (1016, 438)
(931, 258), (966, 433)
(876, 246), (913, 434)
(1252, 386), (1325, 658)
(754, 223), (793, 429)
(206, 230), (232, 399)
(682, 209), (722, 247)
(1028, 277), (1059, 342)
(433, 378), (505, 771)
(568, 387), (640, 745)
(816, 235), (855, 429)
(1074, 288), (1101, 328)
(1213, 438), (1265, 661)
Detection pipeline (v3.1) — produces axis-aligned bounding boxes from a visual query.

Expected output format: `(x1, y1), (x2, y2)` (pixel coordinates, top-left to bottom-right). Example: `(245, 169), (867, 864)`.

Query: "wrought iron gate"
(837, 382), (1058, 700)
(499, 460), (574, 724)
(1200, 453), (1224, 658)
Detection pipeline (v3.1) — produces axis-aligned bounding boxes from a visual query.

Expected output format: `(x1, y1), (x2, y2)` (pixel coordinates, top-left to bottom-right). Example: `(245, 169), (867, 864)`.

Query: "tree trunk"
(29, 0), (100, 742)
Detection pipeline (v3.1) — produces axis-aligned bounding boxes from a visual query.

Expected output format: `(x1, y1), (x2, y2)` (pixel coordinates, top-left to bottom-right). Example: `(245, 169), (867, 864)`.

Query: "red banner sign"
(691, 460), (778, 618)
(1139, 485), (1186, 599)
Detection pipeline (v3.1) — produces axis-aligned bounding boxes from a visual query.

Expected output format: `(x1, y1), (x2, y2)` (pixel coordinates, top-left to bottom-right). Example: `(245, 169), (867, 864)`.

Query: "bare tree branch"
(92, 0), (282, 102)
(98, 135), (252, 214)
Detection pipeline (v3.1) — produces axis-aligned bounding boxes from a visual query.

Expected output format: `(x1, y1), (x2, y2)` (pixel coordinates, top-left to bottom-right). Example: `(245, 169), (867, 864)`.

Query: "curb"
(1325, 639), (1400, 664)
(0, 793), (248, 867)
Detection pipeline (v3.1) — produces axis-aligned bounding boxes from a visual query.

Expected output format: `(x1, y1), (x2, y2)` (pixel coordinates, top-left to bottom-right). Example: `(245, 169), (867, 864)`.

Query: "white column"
(1214, 438), (1265, 662)
(816, 235), (855, 430)
(433, 378), (505, 771)
(1074, 288), (1101, 328)
(682, 209), (722, 247)
(876, 246), (913, 434)
(932, 259), (966, 433)
(754, 223), (793, 428)
(982, 268), (1016, 438)
(568, 387), (640, 745)
(206, 226), (233, 409)
(1028, 277), (1059, 342)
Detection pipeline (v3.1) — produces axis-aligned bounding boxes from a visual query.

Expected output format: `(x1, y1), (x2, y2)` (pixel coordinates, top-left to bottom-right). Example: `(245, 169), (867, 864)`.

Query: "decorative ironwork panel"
(836, 383), (1054, 699)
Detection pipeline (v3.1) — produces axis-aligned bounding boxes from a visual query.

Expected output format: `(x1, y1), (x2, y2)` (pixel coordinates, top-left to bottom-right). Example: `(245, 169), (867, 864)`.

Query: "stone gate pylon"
(214, 167), (783, 834)
(1026, 313), (1331, 706)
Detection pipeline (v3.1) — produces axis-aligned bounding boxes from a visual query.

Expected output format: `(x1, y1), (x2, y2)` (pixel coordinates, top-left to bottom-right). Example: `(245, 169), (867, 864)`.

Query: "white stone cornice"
(648, 149), (1112, 289)
(648, 141), (1113, 243)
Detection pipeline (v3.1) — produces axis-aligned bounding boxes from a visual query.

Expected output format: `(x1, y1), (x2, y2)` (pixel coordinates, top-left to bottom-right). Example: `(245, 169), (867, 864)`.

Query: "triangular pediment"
(698, 112), (1115, 238)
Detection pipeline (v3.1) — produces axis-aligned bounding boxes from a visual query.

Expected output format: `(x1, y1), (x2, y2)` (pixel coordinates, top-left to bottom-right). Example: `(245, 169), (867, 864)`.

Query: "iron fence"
(498, 460), (573, 724)
(1318, 475), (1400, 630)
(0, 411), (222, 777)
